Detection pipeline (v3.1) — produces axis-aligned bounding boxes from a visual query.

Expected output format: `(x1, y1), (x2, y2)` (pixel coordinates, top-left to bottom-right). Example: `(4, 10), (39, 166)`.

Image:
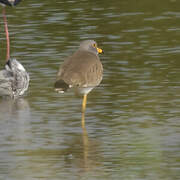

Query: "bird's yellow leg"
(82, 94), (87, 113)
(82, 94), (87, 128)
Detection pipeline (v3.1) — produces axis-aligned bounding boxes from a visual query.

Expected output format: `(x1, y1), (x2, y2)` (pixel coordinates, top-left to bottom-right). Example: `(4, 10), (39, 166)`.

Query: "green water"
(0, 0), (179, 179)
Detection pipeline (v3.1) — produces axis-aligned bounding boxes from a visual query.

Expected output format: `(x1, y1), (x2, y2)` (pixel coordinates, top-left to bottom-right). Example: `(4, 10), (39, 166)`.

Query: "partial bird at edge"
(0, 58), (29, 98)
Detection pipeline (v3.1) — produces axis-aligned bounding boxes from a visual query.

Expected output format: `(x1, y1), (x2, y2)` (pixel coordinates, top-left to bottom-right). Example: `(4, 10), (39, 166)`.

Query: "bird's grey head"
(79, 40), (103, 55)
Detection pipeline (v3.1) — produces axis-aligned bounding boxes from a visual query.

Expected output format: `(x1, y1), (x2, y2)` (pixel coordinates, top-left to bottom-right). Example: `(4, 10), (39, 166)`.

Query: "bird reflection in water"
(63, 127), (102, 174)
(82, 125), (90, 171)
(0, 97), (30, 116)
(80, 126), (104, 174)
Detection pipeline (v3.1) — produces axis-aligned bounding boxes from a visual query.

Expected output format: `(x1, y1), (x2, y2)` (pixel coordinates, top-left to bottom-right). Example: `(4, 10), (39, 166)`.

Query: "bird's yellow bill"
(97, 48), (103, 54)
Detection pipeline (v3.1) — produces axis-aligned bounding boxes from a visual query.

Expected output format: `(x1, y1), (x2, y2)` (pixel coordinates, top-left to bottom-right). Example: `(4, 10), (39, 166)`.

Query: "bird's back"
(56, 50), (103, 88)
(12, 67), (29, 96)
(0, 58), (29, 98)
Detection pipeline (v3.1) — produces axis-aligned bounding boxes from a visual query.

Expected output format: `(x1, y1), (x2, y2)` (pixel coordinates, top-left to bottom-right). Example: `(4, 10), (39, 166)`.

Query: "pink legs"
(2, 8), (10, 62)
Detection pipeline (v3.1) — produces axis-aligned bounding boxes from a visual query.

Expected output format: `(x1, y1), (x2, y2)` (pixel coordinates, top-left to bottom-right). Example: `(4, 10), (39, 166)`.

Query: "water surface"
(0, 0), (179, 179)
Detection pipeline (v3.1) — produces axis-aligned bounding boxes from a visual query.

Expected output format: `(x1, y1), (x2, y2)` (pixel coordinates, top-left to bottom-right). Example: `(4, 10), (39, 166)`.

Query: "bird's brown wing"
(55, 50), (103, 88)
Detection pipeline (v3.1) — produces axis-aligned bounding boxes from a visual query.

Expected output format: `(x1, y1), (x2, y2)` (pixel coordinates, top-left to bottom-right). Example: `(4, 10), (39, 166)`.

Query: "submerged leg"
(81, 94), (87, 128)
(2, 8), (10, 61)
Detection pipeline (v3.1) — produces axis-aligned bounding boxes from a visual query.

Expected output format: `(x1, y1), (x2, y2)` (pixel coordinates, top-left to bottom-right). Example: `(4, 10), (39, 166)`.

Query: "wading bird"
(0, 58), (29, 98)
(54, 40), (103, 128)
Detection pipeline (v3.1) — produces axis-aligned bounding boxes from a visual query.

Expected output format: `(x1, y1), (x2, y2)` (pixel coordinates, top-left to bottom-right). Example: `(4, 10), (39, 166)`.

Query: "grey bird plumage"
(0, 58), (29, 98)
(54, 40), (103, 94)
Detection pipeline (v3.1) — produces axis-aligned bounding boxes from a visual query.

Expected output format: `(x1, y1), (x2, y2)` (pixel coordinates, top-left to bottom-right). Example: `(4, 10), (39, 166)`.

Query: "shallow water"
(0, 0), (179, 179)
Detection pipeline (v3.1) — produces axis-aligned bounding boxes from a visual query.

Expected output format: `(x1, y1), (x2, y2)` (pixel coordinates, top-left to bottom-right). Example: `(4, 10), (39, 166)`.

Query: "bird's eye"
(93, 43), (96, 48)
